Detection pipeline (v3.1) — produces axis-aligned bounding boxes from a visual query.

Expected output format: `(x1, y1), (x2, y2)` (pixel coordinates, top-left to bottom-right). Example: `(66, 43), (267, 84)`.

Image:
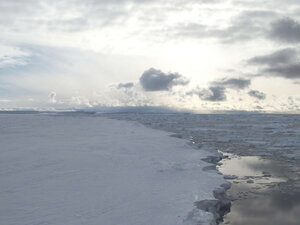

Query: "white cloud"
(0, 45), (30, 68)
(48, 92), (57, 103)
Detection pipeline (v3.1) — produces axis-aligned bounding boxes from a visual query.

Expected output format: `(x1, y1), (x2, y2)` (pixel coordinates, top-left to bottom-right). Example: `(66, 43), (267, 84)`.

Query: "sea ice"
(0, 113), (225, 225)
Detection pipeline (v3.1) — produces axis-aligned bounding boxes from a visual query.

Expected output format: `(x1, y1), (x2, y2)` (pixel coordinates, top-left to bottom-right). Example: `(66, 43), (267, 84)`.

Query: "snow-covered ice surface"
(0, 113), (225, 225)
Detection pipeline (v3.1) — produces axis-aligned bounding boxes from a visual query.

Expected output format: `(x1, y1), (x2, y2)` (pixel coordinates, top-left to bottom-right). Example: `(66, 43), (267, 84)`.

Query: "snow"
(0, 113), (224, 225)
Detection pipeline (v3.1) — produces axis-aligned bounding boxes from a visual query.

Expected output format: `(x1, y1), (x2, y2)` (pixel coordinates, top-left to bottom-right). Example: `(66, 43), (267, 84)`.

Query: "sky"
(0, 0), (300, 112)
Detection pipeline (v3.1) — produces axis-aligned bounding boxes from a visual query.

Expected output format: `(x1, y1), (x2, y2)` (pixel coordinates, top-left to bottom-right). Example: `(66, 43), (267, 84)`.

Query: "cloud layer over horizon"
(0, 0), (299, 112)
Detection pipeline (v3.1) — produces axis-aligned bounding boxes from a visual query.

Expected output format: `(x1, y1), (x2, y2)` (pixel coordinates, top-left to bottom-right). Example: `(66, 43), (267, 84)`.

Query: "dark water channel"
(218, 153), (300, 225)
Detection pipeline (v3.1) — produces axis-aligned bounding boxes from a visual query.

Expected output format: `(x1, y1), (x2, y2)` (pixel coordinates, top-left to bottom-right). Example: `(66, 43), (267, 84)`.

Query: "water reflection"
(219, 154), (285, 187)
(219, 154), (300, 225)
(223, 192), (300, 225)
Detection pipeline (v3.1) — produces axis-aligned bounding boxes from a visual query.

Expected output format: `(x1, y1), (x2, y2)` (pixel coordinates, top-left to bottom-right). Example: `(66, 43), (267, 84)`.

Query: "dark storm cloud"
(247, 48), (298, 66)
(139, 68), (189, 91)
(212, 78), (251, 90)
(117, 82), (134, 89)
(269, 18), (300, 43)
(248, 90), (266, 100)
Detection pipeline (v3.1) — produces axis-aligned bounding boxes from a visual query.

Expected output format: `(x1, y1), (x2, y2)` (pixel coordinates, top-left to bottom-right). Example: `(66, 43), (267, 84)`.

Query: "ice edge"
(198, 155), (231, 225)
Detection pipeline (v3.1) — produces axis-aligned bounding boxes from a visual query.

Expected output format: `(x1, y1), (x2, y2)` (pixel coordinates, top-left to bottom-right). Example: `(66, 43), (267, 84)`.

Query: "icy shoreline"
(0, 113), (226, 225)
(102, 112), (300, 224)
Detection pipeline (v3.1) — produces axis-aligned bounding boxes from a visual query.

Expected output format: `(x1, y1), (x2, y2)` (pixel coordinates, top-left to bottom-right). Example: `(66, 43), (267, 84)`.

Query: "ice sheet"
(0, 114), (224, 225)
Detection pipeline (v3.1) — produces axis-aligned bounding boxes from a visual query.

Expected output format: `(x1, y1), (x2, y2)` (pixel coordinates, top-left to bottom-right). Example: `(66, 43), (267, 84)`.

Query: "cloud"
(188, 86), (227, 101)
(232, 0), (300, 8)
(247, 48), (298, 66)
(139, 68), (189, 91)
(247, 48), (300, 79)
(269, 18), (300, 43)
(172, 10), (276, 43)
(262, 64), (300, 79)
(0, 45), (30, 68)
(187, 76), (251, 102)
(203, 86), (227, 101)
(117, 82), (134, 89)
(48, 91), (57, 103)
(248, 90), (266, 100)
(215, 10), (276, 43)
(211, 77), (251, 90)
(0, 0), (224, 37)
